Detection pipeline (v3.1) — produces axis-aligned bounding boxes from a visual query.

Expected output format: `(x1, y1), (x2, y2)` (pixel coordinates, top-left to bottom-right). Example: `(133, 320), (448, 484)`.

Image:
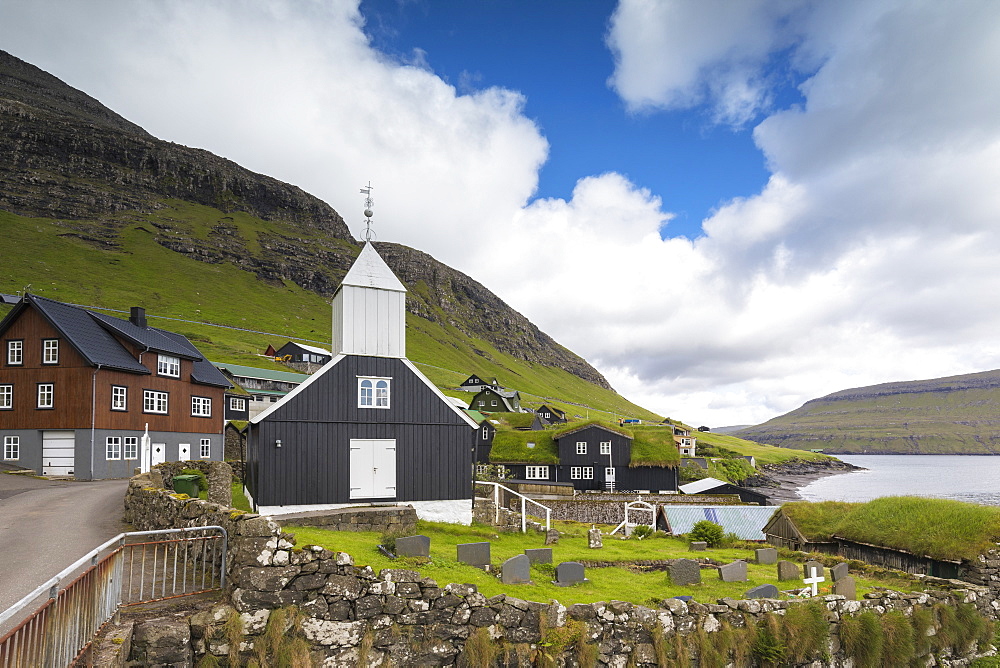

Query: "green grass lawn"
(283, 519), (916, 607)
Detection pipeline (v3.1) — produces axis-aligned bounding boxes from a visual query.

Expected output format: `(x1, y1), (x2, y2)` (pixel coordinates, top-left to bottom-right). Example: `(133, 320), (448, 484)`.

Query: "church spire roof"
(339, 242), (406, 293)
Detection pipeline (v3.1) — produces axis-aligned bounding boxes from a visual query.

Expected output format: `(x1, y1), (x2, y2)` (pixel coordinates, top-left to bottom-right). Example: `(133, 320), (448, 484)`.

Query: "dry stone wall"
(122, 473), (1000, 666)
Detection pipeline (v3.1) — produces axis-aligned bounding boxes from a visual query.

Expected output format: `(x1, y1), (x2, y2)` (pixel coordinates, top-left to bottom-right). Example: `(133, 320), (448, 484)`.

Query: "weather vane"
(360, 181), (375, 243)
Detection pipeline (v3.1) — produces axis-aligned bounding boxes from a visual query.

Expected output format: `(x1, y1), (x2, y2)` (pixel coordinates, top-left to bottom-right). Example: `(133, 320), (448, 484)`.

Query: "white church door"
(349, 439), (397, 499)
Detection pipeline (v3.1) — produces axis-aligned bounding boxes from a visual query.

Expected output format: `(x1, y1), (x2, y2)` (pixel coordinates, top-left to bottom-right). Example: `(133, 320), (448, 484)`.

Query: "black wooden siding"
(499, 462), (677, 492)
(556, 426), (631, 467)
(248, 356), (475, 506)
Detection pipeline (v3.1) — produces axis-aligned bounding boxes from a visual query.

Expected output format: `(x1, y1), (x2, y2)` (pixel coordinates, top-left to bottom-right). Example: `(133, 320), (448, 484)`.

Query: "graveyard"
(285, 519), (918, 607)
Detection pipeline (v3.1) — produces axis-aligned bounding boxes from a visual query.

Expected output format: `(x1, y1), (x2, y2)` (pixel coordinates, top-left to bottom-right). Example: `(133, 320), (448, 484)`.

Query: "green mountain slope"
(736, 369), (1000, 454)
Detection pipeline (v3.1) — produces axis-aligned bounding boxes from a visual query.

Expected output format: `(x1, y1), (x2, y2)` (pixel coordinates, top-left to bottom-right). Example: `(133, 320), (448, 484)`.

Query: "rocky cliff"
(0, 50), (611, 389)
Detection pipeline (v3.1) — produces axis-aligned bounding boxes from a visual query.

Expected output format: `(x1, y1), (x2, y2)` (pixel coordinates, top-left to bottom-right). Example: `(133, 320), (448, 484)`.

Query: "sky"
(2, 0), (1000, 427)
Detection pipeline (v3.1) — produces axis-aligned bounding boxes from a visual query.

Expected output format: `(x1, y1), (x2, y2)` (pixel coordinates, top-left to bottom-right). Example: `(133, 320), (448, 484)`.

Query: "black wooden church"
(246, 243), (480, 523)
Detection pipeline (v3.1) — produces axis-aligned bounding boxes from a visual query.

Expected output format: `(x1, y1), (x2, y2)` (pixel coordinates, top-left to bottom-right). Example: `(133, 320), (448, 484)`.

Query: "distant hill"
(736, 369), (1000, 454)
(0, 49), (659, 420)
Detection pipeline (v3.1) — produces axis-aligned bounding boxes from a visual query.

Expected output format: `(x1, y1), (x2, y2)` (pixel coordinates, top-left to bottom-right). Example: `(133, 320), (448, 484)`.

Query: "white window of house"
(605, 467), (616, 478)
(583, 467), (594, 479)
(200, 438), (211, 458)
(144, 390), (168, 414)
(482, 427), (489, 440)
(37, 383), (53, 408)
(42, 339), (59, 364)
(106, 436), (121, 460)
(111, 386), (127, 411)
(543, 412), (550, 418)
(124, 437), (138, 460)
(7, 340), (22, 365)
(478, 400), (485, 407)
(0, 384), (11, 409)
(491, 400), (498, 406)
(576, 441), (587, 455)
(526, 466), (549, 480)
(358, 377), (390, 409)
(3, 436), (18, 460)
(476, 464), (488, 474)
(157, 355), (180, 377)
(229, 397), (246, 412)
(600, 441), (612, 455)
(570, 466), (582, 479)
(191, 396), (212, 417)
(526, 441), (536, 449)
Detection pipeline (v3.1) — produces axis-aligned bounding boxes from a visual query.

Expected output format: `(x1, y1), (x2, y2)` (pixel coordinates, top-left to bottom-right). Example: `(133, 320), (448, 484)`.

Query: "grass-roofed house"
(246, 243), (480, 523)
(487, 420), (680, 492)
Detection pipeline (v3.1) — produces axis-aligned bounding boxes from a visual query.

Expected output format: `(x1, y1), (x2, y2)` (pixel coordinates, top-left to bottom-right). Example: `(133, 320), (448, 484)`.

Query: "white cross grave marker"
(803, 566), (826, 596)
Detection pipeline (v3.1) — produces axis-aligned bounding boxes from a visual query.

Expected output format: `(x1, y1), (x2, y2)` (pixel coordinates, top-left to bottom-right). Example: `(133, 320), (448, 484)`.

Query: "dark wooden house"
(458, 374), (501, 392)
(247, 243), (479, 523)
(762, 507), (839, 553)
(275, 341), (333, 365)
(0, 294), (229, 479)
(535, 404), (567, 425)
(487, 422), (679, 493)
(469, 387), (521, 412)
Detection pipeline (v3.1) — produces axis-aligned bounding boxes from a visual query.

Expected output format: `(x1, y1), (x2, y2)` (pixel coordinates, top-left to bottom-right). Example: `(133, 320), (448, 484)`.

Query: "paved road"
(0, 473), (129, 620)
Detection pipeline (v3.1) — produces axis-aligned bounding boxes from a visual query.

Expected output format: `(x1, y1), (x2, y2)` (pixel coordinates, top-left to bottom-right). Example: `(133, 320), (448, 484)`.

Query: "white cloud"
(4, 0), (1000, 428)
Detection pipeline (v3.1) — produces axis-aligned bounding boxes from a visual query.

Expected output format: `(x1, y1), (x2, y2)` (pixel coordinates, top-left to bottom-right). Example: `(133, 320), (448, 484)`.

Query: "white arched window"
(358, 377), (391, 409)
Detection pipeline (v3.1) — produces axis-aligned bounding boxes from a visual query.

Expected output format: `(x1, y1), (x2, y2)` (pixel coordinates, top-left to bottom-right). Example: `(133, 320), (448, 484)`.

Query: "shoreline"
(742, 459), (863, 505)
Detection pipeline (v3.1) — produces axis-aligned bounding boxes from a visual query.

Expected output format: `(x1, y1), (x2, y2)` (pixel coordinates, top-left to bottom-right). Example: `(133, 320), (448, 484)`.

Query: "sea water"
(797, 454), (1000, 506)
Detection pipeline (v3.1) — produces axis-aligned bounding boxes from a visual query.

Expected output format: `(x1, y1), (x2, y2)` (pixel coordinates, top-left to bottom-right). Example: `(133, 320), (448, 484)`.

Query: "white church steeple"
(332, 185), (407, 357)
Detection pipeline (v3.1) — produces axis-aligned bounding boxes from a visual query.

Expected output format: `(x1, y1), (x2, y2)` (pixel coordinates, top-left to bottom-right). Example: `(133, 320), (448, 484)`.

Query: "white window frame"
(143, 390), (168, 414)
(0, 384), (11, 409)
(482, 427), (490, 440)
(123, 436), (138, 460)
(200, 438), (211, 458)
(526, 465), (549, 480)
(600, 441), (612, 455)
(191, 396), (212, 417)
(570, 466), (582, 479)
(157, 355), (180, 378)
(583, 467), (594, 479)
(476, 463), (489, 475)
(605, 467), (616, 477)
(7, 340), (22, 365)
(576, 441), (587, 455)
(37, 383), (53, 409)
(3, 435), (18, 460)
(106, 436), (121, 460)
(358, 377), (391, 409)
(42, 339), (59, 364)
(491, 399), (498, 406)
(229, 397), (246, 412)
(478, 400), (485, 407)
(111, 385), (127, 411)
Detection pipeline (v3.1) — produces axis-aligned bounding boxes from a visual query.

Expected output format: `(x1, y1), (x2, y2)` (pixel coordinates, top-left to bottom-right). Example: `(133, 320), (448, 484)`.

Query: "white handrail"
(476, 481), (551, 532)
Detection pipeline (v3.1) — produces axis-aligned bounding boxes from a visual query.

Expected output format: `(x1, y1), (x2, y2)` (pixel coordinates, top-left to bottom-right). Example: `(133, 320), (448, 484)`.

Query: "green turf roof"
(487, 412), (537, 429)
(783, 497), (1000, 561)
(628, 426), (681, 468)
(489, 430), (558, 464)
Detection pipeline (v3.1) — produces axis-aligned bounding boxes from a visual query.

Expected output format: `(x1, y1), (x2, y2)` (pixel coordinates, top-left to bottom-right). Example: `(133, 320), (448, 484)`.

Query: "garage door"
(42, 430), (75, 476)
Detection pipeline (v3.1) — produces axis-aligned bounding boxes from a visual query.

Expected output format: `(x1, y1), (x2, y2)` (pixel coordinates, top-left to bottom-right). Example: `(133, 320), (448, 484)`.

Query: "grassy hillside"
(737, 371), (1000, 455)
(0, 208), (659, 420)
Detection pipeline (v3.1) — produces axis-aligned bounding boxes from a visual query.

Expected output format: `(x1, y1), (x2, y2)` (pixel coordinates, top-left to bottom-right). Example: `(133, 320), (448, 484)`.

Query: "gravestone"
(689, 541), (708, 551)
(777, 560), (800, 581)
(667, 559), (702, 586)
(501, 555), (532, 585)
(803, 560), (824, 578)
(524, 548), (553, 565)
(457, 542), (491, 570)
(554, 561), (588, 586)
(833, 575), (857, 600)
(544, 529), (560, 545)
(718, 560), (748, 583)
(395, 535), (430, 558)
(588, 526), (603, 549)
(830, 562), (849, 581)
(755, 547), (778, 565)
(745, 584), (779, 599)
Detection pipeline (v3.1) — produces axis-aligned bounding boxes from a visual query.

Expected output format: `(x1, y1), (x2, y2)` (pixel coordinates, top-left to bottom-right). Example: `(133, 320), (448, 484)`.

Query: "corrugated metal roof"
(214, 362), (310, 383)
(661, 505), (780, 541)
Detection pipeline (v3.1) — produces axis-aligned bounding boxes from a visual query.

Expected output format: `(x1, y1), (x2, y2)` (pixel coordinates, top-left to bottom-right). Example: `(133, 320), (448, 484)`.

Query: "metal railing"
(0, 526), (227, 668)
(476, 481), (551, 533)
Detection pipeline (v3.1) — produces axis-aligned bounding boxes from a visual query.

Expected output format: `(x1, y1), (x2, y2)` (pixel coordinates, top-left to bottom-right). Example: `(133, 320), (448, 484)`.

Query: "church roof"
(339, 243), (406, 293)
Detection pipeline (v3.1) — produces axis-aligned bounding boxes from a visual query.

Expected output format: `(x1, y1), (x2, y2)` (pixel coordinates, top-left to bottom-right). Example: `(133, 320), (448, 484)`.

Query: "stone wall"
(960, 547), (1000, 618)
(273, 506), (418, 534)
(122, 474), (1000, 666)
